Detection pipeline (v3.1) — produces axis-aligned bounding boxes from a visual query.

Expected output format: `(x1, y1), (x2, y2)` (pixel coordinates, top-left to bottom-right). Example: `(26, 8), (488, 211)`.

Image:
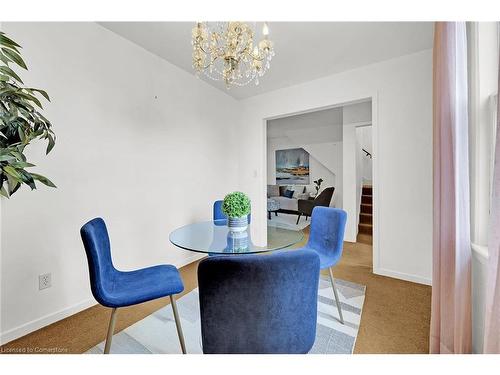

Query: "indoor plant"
(222, 191), (251, 232)
(0, 31), (56, 198)
(313, 178), (323, 196)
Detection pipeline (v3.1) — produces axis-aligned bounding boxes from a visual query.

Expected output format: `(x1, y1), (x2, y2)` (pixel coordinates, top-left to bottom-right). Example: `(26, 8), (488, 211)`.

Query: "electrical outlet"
(39, 273), (51, 290)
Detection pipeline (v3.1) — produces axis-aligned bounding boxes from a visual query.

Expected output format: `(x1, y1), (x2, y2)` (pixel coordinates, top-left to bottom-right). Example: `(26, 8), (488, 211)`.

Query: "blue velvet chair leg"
(103, 298), (186, 354)
(104, 308), (118, 354)
(170, 295), (187, 353)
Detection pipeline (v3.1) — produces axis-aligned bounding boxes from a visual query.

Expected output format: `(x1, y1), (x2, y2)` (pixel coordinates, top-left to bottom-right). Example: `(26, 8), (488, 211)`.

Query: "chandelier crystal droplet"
(192, 22), (274, 88)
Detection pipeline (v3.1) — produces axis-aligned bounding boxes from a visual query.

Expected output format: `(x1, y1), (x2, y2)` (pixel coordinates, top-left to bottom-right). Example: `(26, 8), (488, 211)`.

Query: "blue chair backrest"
(80, 218), (116, 305)
(198, 249), (320, 353)
(213, 199), (251, 224)
(307, 206), (347, 261)
(213, 200), (226, 221)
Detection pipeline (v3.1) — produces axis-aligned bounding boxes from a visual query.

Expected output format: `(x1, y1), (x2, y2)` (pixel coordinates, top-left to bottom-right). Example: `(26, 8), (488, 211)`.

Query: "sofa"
(267, 184), (310, 213)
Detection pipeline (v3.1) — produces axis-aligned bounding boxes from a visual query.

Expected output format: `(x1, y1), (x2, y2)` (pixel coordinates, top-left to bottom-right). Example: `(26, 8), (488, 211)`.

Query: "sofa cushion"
(284, 189), (294, 198)
(267, 185), (279, 198)
(274, 196), (299, 211)
(279, 186), (288, 196)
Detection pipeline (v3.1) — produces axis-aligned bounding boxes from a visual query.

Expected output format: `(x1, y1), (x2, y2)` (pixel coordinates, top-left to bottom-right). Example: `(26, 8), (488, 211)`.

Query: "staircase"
(358, 185), (373, 244)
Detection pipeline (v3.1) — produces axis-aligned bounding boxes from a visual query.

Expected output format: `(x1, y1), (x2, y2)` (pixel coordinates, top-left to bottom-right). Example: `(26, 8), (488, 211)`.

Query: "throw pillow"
(284, 189), (294, 198)
(279, 185), (288, 196)
(292, 185), (306, 198)
(267, 185), (279, 197)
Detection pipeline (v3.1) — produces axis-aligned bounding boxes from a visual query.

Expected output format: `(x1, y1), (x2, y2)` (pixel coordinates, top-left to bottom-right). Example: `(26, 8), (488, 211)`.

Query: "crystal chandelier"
(191, 22), (274, 88)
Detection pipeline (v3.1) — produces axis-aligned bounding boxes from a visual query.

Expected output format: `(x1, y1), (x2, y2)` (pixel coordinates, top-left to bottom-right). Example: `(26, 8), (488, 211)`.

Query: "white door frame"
(262, 93), (379, 272)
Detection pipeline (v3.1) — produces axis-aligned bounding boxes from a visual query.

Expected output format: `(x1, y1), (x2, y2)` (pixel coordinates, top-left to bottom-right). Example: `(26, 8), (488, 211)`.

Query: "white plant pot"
(228, 216), (248, 232)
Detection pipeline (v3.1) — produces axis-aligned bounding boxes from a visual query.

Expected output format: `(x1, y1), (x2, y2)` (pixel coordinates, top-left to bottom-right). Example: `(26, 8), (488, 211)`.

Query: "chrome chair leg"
(104, 307), (118, 354)
(328, 268), (344, 324)
(170, 295), (187, 354)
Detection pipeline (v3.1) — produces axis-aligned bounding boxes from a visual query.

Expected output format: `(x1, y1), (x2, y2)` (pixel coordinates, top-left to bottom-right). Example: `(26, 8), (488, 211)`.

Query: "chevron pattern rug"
(87, 276), (366, 354)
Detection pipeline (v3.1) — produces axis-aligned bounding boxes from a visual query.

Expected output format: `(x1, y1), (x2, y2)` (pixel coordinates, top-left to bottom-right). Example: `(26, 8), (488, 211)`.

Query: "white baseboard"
(374, 267), (432, 286)
(0, 298), (96, 345)
(1, 255), (205, 345)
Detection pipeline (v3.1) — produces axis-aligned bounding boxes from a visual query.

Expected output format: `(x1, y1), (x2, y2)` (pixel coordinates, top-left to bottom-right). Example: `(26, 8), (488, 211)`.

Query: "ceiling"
(267, 107), (343, 140)
(99, 22), (433, 100)
(267, 100), (371, 144)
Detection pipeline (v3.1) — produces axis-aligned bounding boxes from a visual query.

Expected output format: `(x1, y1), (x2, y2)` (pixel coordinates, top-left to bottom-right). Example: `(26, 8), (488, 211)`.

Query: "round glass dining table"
(169, 220), (304, 255)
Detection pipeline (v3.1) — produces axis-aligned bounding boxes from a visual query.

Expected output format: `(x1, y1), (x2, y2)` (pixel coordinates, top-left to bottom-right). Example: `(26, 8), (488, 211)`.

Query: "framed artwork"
(275, 148), (310, 185)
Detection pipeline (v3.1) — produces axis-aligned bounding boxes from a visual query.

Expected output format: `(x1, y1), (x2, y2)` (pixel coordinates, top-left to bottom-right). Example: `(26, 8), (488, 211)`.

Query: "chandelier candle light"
(191, 22), (274, 88)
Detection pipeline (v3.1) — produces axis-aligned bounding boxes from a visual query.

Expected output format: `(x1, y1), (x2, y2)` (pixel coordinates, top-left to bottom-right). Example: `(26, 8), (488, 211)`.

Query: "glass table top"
(169, 220), (304, 255)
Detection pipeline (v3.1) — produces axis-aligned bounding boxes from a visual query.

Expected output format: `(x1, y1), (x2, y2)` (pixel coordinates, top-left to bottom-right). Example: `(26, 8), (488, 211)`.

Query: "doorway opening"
(264, 98), (374, 259)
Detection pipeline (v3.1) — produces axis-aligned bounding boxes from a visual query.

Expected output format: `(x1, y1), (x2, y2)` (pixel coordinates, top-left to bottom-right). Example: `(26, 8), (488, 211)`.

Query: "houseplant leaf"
(31, 173), (56, 188)
(1, 47), (27, 69)
(0, 32), (56, 196)
(0, 34), (21, 49)
(3, 165), (22, 179)
(0, 65), (24, 83)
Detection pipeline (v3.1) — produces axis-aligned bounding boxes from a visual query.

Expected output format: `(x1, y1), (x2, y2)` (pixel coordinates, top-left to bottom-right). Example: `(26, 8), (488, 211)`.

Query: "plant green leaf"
(10, 150), (26, 162)
(19, 170), (36, 190)
(0, 154), (16, 162)
(0, 34), (21, 49)
(27, 88), (50, 102)
(16, 91), (43, 108)
(1, 48), (27, 69)
(0, 51), (10, 65)
(10, 161), (35, 168)
(0, 65), (23, 83)
(17, 126), (26, 143)
(3, 165), (22, 179)
(46, 134), (55, 154)
(0, 185), (9, 198)
(8, 180), (21, 195)
(31, 173), (56, 188)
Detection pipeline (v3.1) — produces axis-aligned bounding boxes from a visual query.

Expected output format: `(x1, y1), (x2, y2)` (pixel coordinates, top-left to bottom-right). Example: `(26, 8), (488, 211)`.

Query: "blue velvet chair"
(213, 200), (251, 224)
(213, 200), (226, 222)
(80, 218), (186, 354)
(295, 206), (347, 324)
(198, 250), (320, 353)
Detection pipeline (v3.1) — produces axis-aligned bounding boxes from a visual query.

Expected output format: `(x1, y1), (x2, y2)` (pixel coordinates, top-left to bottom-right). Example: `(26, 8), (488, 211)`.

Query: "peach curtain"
(483, 32), (500, 353)
(430, 22), (472, 354)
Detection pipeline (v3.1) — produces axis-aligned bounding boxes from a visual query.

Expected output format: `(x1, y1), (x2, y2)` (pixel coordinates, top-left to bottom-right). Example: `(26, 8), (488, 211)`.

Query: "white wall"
(238, 49), (433, 285)
(0, 22), (240, 343)
(343, 101), (372, 124)
(343, 124), (360, 242)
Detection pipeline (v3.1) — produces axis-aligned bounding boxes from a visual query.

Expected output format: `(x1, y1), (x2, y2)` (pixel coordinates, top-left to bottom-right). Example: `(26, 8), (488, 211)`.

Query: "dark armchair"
(296, 187), (335, 224)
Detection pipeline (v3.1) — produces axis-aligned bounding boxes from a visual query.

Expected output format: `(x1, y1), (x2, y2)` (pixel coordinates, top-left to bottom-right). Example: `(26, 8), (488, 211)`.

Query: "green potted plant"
(222, 191), (251, 232)
(0, 31), (56, 197)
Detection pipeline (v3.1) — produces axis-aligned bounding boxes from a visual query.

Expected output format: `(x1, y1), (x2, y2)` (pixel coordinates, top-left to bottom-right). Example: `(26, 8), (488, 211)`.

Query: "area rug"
(86, 276), (366, 354)
(268, 212), (310, 231)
